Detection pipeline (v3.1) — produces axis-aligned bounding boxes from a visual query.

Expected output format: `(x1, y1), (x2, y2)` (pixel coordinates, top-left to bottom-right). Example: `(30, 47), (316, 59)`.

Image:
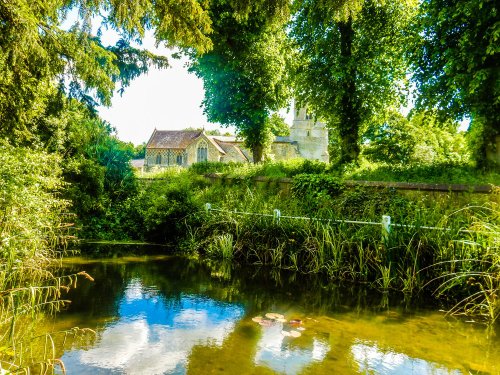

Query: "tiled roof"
(205, 135), (226, 154)
(211, 135), (239, 143)
(214, 141), (249, 162)
(146, 130), (202, 149)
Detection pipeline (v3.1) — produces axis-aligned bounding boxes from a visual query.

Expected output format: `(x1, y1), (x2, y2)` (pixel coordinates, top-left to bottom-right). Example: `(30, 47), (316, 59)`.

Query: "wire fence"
(204, 203), (482, 242)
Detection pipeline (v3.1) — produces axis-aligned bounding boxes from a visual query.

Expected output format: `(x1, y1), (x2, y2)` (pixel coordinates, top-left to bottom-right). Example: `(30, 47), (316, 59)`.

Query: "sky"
(98, 50), (216, 146)
(94, 28), (215, 145)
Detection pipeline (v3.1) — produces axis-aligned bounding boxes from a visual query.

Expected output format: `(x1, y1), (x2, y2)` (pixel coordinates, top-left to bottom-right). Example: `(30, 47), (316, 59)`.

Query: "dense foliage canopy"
(188, 1), (293, 162)
(290, 0), (418, 165)
(409, 0), (499, 168)
(0, 0), (215, 143)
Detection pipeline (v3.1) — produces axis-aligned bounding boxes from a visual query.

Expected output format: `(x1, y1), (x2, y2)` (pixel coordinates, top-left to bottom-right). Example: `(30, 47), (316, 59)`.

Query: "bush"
(292, 173), (344, 199)
(0, 145), (71, 265)
(347, 162), (500, 185)
(189, 161), (244, 175)
(131, 172), (209, 243)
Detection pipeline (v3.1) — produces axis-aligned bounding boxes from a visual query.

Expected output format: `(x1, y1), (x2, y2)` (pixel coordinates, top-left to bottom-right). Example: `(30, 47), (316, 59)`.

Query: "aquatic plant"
(374, 264), (395, 291)
(427, 205), (499, 323)
(207, 234), (235, 260)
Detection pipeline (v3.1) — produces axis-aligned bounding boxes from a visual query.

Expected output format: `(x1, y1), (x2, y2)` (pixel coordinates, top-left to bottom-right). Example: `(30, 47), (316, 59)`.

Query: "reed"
(207, 234), (235, 260)
(426, 205), (499, 323)
(374, 263), (394, 291)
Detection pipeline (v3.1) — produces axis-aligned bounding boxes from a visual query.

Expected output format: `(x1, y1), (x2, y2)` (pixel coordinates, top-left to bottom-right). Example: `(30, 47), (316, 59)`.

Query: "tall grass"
(427, 205), (499, 323)
(207, 233), (235, 260)
(0, 145), (92, 372)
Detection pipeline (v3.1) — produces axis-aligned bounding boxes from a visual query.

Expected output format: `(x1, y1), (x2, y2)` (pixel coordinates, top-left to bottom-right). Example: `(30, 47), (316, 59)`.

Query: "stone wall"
(203, 173), (498, 200)
(270, 142), (301, 161)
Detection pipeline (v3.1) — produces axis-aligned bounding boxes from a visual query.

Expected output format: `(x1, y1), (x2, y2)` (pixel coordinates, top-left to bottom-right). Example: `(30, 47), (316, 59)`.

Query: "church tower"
(289, 101), (329, 162)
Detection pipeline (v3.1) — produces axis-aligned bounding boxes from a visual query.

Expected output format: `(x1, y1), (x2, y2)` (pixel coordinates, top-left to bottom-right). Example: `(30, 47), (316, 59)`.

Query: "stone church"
(144, 104), (329, 168)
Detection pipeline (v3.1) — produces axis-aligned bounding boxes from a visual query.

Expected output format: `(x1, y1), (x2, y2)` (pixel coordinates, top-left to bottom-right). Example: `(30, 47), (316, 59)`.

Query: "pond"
(50, 253), (499, 375)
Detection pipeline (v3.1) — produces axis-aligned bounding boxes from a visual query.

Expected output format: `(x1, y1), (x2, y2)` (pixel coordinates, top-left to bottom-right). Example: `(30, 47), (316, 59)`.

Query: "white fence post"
(273, 209), (281, 224)
(382, 215), (391, 243)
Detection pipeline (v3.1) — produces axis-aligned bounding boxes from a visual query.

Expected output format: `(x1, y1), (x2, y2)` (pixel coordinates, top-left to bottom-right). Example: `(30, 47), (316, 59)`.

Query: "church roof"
(214, 141), (249, 162)
(205, 135), (227, 154)
(146, 130), (202, 149)
(210, 135), (239, 143)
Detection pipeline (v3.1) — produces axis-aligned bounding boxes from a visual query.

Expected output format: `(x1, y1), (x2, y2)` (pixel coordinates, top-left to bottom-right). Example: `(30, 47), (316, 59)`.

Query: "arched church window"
(305, 109), (313, 120)
(176, 154), (183, 165)
(197, 141), (208, 162)
(156, 154), (162, 164)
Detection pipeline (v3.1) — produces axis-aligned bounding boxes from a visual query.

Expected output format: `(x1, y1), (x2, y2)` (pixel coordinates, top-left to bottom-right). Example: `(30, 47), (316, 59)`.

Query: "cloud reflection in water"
(351, 340), (462, 375)
(254, 323), (329, 374)
(62, 279), (244, 374)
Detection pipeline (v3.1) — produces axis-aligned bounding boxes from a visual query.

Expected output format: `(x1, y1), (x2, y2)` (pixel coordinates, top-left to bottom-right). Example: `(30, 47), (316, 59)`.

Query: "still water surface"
(53, 254), (499, 374)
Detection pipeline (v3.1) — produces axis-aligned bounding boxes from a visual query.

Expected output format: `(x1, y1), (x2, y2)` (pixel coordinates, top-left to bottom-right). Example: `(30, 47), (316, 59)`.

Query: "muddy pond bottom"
(52, 255), (499, 375)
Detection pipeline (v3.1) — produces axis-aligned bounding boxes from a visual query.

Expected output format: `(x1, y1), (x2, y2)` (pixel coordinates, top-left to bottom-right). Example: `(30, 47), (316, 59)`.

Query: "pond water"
(51, 254), (499, 375)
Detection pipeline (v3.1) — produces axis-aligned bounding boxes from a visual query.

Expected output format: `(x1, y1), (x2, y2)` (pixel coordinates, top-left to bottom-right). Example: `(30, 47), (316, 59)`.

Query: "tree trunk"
(338, 17), (360, 165)
(476, 117), (500, 169)
(252, 144), (264, 163)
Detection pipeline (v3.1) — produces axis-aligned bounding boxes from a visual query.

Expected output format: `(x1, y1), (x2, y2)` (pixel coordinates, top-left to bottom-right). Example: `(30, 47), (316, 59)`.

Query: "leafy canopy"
(409, 0), (499, 167)
(290, 0), (418, 165)
(188, 0), (293, 162)
(0, 0), (213, 143)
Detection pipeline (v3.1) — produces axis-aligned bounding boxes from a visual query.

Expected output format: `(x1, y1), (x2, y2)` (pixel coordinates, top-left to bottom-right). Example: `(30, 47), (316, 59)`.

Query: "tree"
(267, 113), (290, 137)
(409, 0), (499, 168)
(363, 110), (469, 165)
(133, 143), (147, 159)
(291, 0), (417, 165)
(188, 1), (292, 162)
(0, 0), (212, 144)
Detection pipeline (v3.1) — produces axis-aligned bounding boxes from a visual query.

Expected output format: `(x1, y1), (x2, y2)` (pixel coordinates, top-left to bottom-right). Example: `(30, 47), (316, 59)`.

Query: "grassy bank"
(131, 164), (499, 324)
(177, 158), (500, 185)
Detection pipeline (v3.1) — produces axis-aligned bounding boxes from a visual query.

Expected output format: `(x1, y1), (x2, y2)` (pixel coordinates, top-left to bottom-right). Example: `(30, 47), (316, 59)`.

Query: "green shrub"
(190, 161), (244, 174)
(130, 172), (208, 243)
(0, 145), (91, 372)
(347, 162), (500, 185)
(292, 173), (344, 199)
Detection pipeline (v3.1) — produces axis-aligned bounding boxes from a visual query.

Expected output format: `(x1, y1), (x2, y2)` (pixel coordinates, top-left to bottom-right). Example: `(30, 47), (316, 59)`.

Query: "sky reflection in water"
(351, 340), (461, 375)
(62, 279), (244, 374)
(61, 278), (461, 375)
(57, 256), (498, 374)
(255, 323), (329, 374)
